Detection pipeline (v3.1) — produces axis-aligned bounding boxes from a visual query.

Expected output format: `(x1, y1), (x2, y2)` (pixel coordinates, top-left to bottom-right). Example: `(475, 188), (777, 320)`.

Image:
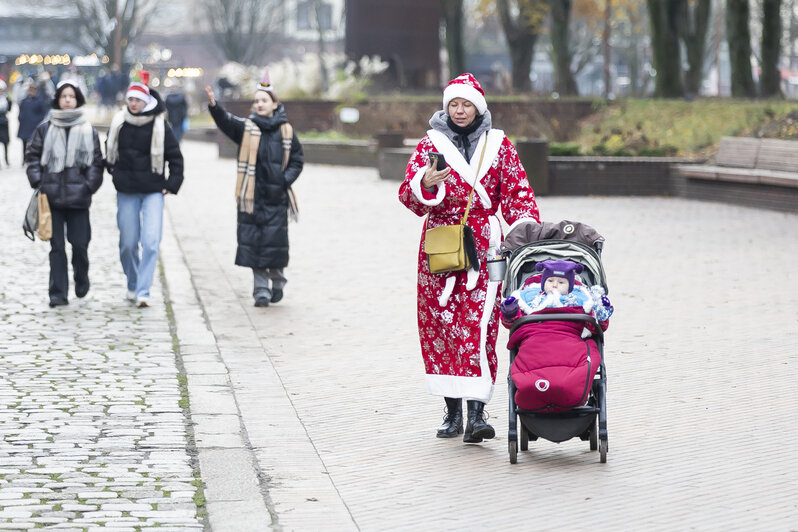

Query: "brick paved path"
(166, 140), (798, 531)
(0, 156), (203, 529)
(3, 133), (798, 531)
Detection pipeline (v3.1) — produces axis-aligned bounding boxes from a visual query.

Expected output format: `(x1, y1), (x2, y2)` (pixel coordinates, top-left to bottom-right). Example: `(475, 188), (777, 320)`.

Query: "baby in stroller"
(500, 259), (613, 412)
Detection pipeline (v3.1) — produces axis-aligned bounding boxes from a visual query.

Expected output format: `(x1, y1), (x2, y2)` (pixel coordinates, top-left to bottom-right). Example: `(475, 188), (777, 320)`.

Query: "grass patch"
(571, 97), (796, 157)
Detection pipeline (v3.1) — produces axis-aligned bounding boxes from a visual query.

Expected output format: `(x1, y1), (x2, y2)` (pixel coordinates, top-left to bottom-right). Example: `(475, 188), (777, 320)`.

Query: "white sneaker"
(136, 297), (149, 308)
(126, 290), (136, 302)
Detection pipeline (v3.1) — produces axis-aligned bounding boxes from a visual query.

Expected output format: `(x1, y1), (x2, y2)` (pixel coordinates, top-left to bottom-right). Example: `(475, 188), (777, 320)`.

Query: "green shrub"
(548, 142), (582, 156)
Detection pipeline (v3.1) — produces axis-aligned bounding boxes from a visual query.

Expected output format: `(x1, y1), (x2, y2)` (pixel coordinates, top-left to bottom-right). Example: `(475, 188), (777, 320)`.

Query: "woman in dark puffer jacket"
(25, 81), (104, 307)
(204, 72), (303, 307)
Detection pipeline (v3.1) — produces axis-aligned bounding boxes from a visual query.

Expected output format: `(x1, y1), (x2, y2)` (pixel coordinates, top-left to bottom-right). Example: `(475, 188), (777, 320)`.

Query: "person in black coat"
(204, 74), (303, 307)
(18, 81), (49, 160)
(25, 81), (104, 307)
(105, 74), (184, 308)
(0, 79), (10, 167)
(164, 87), (188, 142)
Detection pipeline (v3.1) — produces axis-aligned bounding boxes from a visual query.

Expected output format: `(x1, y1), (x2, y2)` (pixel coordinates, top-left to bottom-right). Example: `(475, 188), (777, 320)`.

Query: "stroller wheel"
(520, 428), (529, 451)
(599, 437), (608, 463)
(589, 418), (598, 451)
(509, 440), (518, 464)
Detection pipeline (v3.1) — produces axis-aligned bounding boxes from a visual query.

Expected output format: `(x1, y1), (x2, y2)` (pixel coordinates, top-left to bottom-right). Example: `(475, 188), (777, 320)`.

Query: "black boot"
(463, 400), (495, 443)
(436, 397), (463, 438)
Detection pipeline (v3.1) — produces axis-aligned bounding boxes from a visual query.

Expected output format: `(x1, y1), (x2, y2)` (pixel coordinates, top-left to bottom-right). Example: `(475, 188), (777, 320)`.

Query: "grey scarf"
(429, 109), (493, 162)
(40, 108), (94, 173)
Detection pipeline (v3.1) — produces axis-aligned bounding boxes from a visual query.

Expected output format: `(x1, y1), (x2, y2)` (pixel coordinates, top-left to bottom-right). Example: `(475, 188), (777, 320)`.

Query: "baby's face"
(544, 276), (570, 295)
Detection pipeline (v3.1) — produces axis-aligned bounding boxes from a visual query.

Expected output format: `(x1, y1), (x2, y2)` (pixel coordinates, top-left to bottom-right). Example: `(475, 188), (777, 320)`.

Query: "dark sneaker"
(254, 297), (270, 307)
(270, 289), (283, 303)
(49, 298), (69, 308)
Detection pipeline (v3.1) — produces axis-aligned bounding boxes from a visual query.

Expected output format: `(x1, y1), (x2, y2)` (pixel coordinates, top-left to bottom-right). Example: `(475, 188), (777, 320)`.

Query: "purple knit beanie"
(536, 259), (584, 293)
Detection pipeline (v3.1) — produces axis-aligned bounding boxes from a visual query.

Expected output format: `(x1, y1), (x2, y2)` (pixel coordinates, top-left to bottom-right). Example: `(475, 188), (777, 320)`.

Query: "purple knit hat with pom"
(536, 259), (584, 293)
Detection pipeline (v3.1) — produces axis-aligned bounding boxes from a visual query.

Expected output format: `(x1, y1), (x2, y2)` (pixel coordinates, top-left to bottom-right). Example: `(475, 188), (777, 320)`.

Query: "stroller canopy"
(501, 220), (605, 254)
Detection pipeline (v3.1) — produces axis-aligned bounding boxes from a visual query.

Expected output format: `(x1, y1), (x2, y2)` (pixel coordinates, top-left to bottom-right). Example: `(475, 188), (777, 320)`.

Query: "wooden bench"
(675, 137), (798, 188)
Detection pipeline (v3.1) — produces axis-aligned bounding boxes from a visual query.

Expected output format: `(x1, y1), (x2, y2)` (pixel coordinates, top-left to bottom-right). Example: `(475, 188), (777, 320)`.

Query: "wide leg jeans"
(116, 192), (163, 300)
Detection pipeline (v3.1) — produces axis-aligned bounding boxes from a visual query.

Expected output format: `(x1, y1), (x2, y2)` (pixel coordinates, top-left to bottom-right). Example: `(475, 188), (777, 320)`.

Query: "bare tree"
(678, 0), (711, 97)
(549, 0), (578, 95)
(442, 0), (466, 79)
(726, 0), (757, 97)
(497, 0), (549, 92)
(760, 0), (783, 97)
(74, 0), (158, 68)
(201, 0), (284, 64)
(647, 0), (684, 97)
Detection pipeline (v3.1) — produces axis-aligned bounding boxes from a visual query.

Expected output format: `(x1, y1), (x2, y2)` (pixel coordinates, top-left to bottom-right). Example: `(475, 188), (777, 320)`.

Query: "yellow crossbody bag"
(424, 138), (487, 274)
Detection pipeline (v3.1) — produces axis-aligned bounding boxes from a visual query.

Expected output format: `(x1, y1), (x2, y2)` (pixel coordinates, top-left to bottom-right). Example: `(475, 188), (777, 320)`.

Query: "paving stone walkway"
(166, 140), (798, 531)
(0, 147), (203, 530)
(2, 132), (798, 531)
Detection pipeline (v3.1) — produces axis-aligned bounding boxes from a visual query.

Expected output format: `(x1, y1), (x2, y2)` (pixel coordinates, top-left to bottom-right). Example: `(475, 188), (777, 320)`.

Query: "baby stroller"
(496, 220), (609, 463)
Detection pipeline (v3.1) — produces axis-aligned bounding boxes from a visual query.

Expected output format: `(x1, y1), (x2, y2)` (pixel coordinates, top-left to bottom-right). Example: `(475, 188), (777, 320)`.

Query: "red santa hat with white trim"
(125, 70), (152, 105)
(443, 72), (488, 115)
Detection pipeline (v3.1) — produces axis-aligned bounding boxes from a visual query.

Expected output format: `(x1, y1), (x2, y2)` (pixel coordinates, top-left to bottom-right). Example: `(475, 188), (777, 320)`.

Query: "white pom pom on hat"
(443, 72), (488, 115)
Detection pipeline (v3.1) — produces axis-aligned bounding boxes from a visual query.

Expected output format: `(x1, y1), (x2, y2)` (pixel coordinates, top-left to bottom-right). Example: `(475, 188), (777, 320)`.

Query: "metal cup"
(487, 258), (507, 282)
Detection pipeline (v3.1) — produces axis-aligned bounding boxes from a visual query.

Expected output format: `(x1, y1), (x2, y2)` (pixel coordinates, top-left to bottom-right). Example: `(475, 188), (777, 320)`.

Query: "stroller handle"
(509, 313), (604, 342)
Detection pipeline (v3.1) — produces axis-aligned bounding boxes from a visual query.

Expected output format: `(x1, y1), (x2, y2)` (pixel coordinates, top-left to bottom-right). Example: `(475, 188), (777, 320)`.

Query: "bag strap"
(424, 133), (489, 231)
(461, 134), (489, 225)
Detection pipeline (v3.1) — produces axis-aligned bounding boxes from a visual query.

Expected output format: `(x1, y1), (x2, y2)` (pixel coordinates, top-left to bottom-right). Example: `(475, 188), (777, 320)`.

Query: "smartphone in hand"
(429, 151), (447, 171)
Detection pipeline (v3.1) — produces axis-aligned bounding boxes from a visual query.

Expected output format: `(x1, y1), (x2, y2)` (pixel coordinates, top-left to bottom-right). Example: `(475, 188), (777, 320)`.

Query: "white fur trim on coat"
(426, 274), (499, 403)
(427, 129), (504, 210)
(409, 166), (445, 206)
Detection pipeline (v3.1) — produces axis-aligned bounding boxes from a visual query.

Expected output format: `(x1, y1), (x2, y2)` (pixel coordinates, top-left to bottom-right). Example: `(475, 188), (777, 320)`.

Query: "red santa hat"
(443, 73), (488, 115)
(125, 70), (152, 104)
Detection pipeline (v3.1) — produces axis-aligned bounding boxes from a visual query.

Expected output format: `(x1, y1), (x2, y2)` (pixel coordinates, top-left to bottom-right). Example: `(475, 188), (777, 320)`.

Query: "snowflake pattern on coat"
(398, 133), (540, 394)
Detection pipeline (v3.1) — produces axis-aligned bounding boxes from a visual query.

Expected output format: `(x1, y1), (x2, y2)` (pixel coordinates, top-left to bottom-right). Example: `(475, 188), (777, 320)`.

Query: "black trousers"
(49, 208), (91, 301)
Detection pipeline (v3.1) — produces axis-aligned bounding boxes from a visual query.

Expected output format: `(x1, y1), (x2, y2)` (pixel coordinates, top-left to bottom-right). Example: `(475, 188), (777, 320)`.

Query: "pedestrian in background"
(398, 73), (540, 443)
(0, 79), (11, 167)
(165, 84), (188, 143)
(24, 81), (104, 307)
(18, 81), (49, 160)
(105, 71), (184, 308)
(204, 71), (303, 307)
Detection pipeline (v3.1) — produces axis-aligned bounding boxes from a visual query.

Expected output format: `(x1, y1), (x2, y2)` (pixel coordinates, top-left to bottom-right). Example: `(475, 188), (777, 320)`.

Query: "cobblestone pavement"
(165, 140), (798, 531)
(0, 144), (203, 529)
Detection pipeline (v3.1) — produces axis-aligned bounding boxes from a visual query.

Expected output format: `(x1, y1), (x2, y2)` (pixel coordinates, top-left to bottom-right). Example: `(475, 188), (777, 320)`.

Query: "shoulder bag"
(424, 137), (488, 274)
(23, 189), (39, 241)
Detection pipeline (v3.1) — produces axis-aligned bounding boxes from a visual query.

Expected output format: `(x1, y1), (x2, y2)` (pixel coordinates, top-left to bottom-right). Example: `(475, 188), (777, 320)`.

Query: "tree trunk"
(678, 0), (711, 96)
(441, 0), (465, 80)
(726, 0), (757, 97)
(550, 0), (578, 95)
(647, 0), (684, 97)
(497, 0), (544, 92)
(760, 0), (783, 97)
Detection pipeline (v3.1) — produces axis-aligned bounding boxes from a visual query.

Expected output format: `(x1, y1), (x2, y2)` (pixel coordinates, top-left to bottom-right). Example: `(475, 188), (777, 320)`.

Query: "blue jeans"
(117, 192), (164, 299)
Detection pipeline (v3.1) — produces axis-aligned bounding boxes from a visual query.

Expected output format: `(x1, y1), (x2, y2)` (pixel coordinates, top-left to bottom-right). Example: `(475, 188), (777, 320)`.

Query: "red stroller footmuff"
(508, 307), (601, 413)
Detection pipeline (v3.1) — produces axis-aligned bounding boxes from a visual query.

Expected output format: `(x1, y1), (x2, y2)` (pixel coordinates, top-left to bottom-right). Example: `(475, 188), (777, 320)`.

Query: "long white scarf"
(106, 108), (165, 174)
(40, 108), (94, 173)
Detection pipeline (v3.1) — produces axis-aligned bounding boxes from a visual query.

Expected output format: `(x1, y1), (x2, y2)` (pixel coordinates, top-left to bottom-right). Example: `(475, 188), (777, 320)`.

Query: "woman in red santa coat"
(398, 73), (540, 443)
